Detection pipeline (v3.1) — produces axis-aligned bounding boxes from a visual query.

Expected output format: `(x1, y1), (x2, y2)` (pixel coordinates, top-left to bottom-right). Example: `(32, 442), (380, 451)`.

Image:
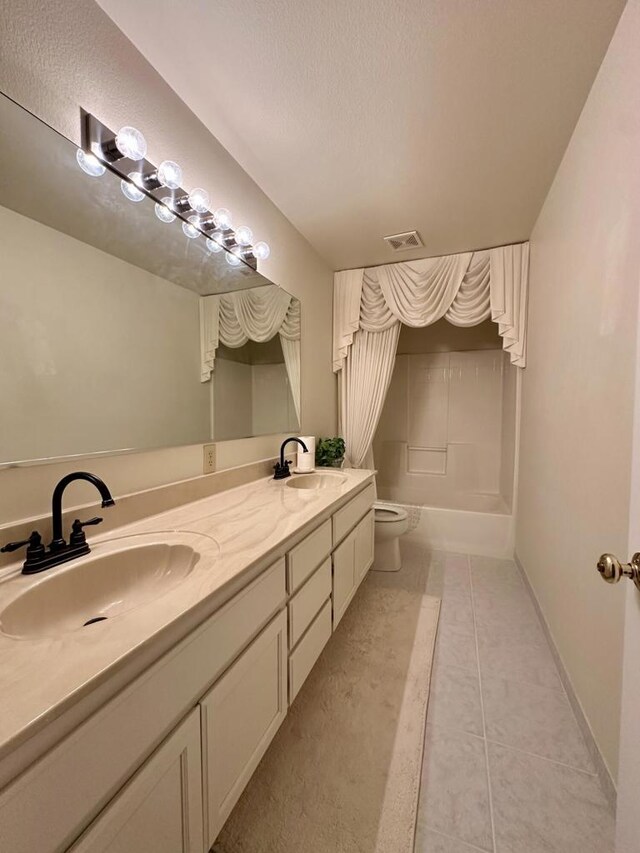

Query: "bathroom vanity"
(0, 469), (374, 852)
(0, 73), (370, 853)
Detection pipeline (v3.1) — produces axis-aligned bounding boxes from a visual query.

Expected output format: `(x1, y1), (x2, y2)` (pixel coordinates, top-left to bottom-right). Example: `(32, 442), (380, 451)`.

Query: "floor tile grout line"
(429, 723), (485, 740)
(421, 824), (494, 853)
(484, 737), (598, 777)
(476, 665), (564, 695)
(468, 554), (498, 853)
(479, 669), (571, 697)
(427, 721), (485, 742)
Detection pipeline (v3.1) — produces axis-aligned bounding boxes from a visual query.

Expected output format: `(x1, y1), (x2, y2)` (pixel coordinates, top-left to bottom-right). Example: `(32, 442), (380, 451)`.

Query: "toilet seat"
(373, 502), (408, 523)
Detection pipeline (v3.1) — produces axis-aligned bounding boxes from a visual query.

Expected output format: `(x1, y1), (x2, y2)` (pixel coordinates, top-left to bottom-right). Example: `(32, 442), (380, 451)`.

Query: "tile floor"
(409, 546), (615, 853)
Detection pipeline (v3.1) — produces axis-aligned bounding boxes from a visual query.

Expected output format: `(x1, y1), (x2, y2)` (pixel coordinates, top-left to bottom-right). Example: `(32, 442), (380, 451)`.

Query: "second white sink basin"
(286, 472), (347, 491)
(0, 531), (218, 640)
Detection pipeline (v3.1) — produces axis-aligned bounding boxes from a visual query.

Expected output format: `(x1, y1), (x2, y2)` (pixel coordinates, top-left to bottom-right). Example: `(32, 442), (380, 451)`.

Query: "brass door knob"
(597, 553), (640, 590)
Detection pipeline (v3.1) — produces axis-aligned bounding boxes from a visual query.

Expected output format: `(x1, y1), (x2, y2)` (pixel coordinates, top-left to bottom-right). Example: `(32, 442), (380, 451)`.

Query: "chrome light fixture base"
(80, 111), (259, 271)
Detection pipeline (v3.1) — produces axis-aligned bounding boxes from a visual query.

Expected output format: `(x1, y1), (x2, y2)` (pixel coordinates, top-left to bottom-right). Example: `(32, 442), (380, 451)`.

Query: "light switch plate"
(203, 444), (216, 474)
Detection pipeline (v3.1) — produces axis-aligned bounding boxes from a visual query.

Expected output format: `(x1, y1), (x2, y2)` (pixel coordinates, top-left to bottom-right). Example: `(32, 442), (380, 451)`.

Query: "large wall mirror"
(0, 92), (300, 466)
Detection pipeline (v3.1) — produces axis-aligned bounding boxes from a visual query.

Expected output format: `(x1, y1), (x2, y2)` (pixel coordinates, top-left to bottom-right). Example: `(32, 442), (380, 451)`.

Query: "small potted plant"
(315, 437), (346, 468)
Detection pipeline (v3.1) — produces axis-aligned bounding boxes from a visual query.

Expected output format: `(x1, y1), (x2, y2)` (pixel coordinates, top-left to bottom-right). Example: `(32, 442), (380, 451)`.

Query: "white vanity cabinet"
(333, 509), (375, 628)
(200, 610), (287, 848)
(0, 478), (375, 853)
(69, 709), (204, 853)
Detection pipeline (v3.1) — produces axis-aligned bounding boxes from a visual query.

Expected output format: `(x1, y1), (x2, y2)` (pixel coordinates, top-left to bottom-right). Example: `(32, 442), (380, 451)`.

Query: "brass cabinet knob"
(597, 553), (640, 590)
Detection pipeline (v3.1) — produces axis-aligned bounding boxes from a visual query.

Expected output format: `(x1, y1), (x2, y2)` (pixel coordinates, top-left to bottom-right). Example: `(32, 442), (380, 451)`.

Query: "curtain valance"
(199, 285), (302, 425)
(200, 286), (300, 380)
(333, 242), (529, 371)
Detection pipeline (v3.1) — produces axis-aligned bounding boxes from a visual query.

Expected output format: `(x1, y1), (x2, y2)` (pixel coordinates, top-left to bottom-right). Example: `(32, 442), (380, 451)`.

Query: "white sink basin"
(0, 531), (218, 639)
(286, 472), (347, 491)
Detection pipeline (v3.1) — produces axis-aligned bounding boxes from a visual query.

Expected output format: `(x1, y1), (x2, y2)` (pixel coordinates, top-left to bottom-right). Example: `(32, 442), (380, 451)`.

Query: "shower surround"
(373, 346), (517, 557)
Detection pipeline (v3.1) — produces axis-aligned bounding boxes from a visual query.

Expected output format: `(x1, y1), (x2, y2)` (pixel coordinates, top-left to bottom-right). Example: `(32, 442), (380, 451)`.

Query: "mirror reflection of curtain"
(279, 298), (301, 424)
(333, 242), (529, 467)
(199, 286), (301, 424)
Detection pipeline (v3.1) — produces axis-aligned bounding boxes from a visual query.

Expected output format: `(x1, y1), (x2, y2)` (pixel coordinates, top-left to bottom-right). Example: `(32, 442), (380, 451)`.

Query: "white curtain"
(333, 241), (529, 467)
(279, 296), (302, 424)
(334, 243), (527, 371)
(199, 286), (301, 422)
(333, 268), (364, 370)
(200, 295), (220, 382)
(489, 243), (529, 368)
(218, 285), (292, 348)
(280, 336), (301, 425)
(340, 325), (400, 468)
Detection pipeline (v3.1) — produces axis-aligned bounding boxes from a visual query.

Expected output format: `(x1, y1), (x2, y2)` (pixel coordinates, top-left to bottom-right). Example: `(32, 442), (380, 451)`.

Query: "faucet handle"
(70, 517), (103, 546)
(1, 531), (46, 568)
(273, 460), (292, 480)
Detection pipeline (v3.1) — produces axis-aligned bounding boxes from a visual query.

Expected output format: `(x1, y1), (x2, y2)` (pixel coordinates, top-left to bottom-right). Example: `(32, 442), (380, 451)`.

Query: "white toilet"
(372, 501), (409, 572)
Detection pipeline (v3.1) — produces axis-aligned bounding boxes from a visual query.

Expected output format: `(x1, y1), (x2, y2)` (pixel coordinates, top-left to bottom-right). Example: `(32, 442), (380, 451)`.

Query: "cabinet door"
(332, 529), (356, 629)
(201, 610), (287, 848)
(70, 709), (203, 853)
(354, 509), (375, 584)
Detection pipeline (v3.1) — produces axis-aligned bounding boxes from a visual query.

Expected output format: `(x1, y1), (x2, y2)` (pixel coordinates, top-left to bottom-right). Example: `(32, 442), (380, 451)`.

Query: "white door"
(614, 295), (640, 851)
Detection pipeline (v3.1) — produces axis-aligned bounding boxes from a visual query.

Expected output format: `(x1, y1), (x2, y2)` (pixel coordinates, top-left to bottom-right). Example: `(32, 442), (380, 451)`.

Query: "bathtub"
(377, 495), (514, 559)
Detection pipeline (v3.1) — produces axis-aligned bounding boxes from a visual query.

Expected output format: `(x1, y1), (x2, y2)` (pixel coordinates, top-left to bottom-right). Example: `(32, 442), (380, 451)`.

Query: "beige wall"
(213, 359), (252, 441)
(515, 1), (640, 781)
(397, 318), (501, 354)
(499, 352), (518, 510)
(0, 0), (336, 523)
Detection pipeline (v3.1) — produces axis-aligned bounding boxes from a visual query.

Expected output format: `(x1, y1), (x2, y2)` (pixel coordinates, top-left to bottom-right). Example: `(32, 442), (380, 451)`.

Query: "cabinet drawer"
(286, 519), (332, 593)
(0, 559), (286, 853)
(201, 610), (287, 849)
(69, 709), (204, 853)
(332, 482), (375, 545)
(288, 600), (332, 703)
(288, 558), (331, 649)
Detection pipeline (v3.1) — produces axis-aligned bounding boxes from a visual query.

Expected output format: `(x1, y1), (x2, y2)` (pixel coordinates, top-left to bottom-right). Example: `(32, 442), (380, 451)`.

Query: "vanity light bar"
(78, 113), (271, 271)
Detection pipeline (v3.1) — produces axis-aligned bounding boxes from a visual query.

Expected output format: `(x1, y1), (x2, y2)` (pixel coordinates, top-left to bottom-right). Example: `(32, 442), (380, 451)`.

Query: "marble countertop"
(0, 468), (374, 765)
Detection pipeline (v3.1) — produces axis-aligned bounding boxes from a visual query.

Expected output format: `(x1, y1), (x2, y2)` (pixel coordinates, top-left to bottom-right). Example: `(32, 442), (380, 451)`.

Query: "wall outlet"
(203, 444), (216, 474)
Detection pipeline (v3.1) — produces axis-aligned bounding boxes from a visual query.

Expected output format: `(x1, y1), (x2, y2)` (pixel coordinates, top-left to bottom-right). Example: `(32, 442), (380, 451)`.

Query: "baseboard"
(514, 553), (617, 811)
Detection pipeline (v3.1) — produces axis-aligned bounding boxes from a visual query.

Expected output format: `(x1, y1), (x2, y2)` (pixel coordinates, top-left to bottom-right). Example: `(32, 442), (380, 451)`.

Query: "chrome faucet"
(273, 437), (308, 480)
(1, 471), (115, 574)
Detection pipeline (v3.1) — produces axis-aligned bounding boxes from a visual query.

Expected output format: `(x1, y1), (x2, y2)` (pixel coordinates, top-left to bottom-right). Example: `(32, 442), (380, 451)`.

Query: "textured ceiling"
(97, 0), (625, 270)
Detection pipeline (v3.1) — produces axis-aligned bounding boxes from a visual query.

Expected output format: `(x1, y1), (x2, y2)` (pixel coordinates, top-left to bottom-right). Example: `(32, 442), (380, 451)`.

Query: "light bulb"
(157, 160), (182, 189)
(213, 207), (233, 230)
(115, 126), (147, 161)
(206, 237), (223, 253)
(76, 148), (106, 177)
(155, 198), (176, 223)
(121, 176), (145, 202)
(188, 187), (210, 213)
(253, 241), (271, 260)
(129, 171), (145, 188)
(235, 225), (253, 246)
(182, 215), (200, 239)
(225, 250), (242, 267)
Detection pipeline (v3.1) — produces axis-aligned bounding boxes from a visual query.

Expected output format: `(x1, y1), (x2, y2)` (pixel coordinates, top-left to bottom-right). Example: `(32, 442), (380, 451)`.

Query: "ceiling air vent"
(383, 230), (424, 252)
